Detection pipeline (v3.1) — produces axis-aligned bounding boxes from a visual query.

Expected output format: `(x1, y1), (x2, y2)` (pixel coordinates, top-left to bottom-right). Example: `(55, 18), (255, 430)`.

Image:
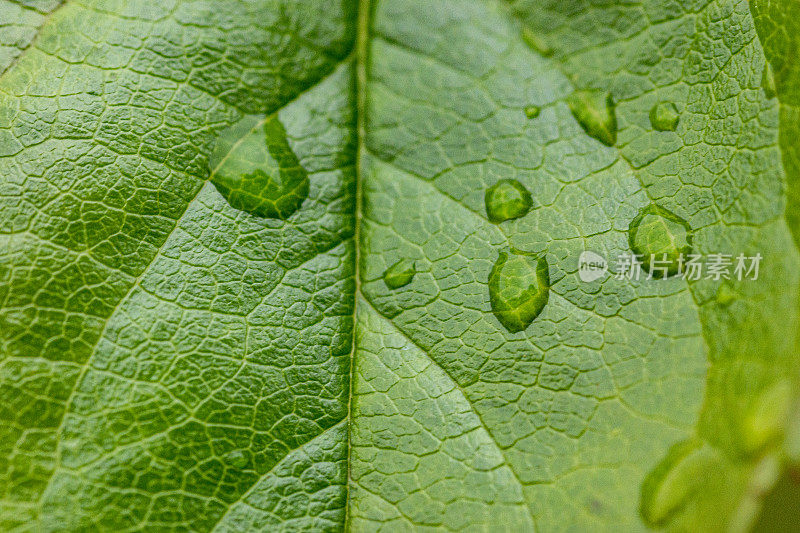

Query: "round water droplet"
(649, 102), (680, 132)
(567, 89), (617, 146)
(210, 115), (309, 220)
(524, 105), (540, 119)
(383, 259), (416, 290)
(521, 27), (553, 57)
(224, 450), (249, 469)
(628, 205), (692, 278)
(488, 250), (549, 333)
(485, 179), (533, 223)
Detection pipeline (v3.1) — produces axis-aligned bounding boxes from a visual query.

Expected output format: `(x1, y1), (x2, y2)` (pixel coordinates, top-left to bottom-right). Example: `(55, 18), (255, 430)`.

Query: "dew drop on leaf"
(521, 27), (553, 57)
(628, 205), (692, 278)
(567, 89), (617, 146)
(485, 179), (533, 223)
(383, 259), (416, 289)
(488, 250), (549, 333)
(524, 105), (540, 119)
(210, 115), (309, 220)
(649, 102), (680, 132)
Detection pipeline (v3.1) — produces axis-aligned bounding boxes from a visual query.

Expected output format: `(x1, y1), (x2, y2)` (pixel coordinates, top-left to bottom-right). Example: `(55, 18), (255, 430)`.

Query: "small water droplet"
(640, 439), (715, 527)
(210, 115), (309, 220)
(383, 259), (416, 289)
(763, 62), (777, 99)
(488, 250), (549, 333)
(485, 179), (533, 223)
(524, 105), (540, 119)
(224, 450), (249, 469)
(567, 89), (617, 146)
(628, 205), (692, 278)
(650, 102), (680, 132)
(522, 27), (553, 57)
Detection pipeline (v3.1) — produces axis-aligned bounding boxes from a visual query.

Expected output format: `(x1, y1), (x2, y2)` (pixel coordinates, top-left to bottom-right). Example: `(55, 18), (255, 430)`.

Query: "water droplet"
(224, 450), (249, 469)
(522, 27), (553, 57)
(567, 89), (617, 146)
(743, 380), (794, 454)
(485, 179), (533, 223)
(649, 102), (680, 132)
(628, 205), (692, 278)
(763, 62), (777, 99)
(210, 115), (309, 220)
(524, 105), (540, 119)
(383, 259), (416, 289)
(640, 439), (715, 527)
(488, 250), (549, 333)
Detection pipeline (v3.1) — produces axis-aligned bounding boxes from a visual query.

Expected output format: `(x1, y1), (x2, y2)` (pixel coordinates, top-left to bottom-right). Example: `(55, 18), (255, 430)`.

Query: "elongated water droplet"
(524, 105), (540, 119)
(485, 179), (533, 223)
(650, 102), (680, 132)
(210, 115), (309, 220)
(763, 62), (777, 99)
(567, 89), (617, 146)
(384, 259), (416, 289)
(522, 27), (553, 57)
(488, 250), (549, 333)
(628, 205), (692, 278)
(640, 439), (715, 527)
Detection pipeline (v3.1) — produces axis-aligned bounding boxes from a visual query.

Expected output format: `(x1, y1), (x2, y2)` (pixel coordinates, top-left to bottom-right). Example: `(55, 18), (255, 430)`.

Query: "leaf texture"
(2, 0), (799, 531)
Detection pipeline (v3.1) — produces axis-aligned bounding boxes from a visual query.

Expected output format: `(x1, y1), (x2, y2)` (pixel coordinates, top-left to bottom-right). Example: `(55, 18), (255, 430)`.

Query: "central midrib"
(344, 0), (372, 528)
(343, 1), (543, 529)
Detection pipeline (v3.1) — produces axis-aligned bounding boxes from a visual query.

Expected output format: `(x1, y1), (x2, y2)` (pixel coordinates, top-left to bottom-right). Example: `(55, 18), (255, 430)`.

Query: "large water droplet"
(522, 27), (553, 57)
(640, 439), (715, 527)
(650, 102), (680, 132)
(488, 250), (549, 333)
(567, 89), (617, 146)
(485, 179), (533, 223)
(210, 115), (309, 220)
(628, 205), (692, 278)
(384, 259), (416, 289)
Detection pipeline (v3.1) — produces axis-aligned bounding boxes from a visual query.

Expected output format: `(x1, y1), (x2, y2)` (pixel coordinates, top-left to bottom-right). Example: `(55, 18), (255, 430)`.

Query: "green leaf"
(0, 1), (63, 76)
(0, 1), (356, 529)
(2, 0), (800, 531)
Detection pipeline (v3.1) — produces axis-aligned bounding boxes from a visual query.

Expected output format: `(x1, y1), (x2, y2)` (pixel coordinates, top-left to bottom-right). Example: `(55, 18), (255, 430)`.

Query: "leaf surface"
(2, 0), (799, 531)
